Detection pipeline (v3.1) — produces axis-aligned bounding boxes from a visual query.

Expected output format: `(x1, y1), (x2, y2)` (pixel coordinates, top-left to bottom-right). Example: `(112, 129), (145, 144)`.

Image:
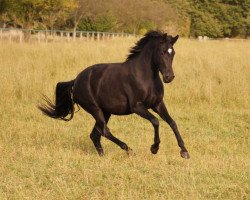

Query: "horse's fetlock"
(155, 139), (161, 145)
(121, 143), (128, 150)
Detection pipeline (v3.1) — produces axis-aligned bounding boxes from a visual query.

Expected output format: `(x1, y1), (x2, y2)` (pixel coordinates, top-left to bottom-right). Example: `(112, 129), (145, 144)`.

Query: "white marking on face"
(168, 48), (173, 54)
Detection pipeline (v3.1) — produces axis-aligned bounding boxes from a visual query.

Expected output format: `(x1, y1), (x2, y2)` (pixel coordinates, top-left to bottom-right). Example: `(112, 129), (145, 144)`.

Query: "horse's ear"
(161, 33), (168, 43)
(171, 35), (179, 45)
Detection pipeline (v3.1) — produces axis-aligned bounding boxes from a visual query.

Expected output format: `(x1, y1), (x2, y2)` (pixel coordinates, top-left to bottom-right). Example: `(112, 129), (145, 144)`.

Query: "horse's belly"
(105, 106), (132, 115)
(101, 101), (132, 115)
(98, 86), (131, 115)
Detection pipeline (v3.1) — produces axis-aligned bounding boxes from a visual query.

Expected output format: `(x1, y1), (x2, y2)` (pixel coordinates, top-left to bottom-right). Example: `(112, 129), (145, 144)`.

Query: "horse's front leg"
(153, 101), (190, 159)
(133, 102), (160, 154)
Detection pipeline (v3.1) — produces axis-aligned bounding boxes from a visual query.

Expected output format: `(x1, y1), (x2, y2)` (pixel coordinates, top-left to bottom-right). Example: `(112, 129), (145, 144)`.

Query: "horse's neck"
(131, 53), (158, 80)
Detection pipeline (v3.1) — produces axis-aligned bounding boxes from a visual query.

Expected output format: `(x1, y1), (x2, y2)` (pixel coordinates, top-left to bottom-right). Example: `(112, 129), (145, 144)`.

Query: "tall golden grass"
(0, 38), (249, 199)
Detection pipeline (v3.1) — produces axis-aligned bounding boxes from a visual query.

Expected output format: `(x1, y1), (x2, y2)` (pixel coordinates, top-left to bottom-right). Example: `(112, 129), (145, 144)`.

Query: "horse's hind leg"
(90, 125), (103, 156)
(90, 107), (132, 155)
(90, 114), (110, 156)
(104, 129), (133, 154)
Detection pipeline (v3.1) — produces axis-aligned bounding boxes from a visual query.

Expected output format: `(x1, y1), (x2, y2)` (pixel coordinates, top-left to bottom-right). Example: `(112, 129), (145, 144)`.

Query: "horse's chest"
(144, 85), (163, 108)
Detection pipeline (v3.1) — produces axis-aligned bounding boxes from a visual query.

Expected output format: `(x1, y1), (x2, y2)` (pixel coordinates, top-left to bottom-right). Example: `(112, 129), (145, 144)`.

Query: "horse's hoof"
(180, 150), (190, 159)
(97, 149), (104, 157)
(98, 152), (104, 157)
(150, 145), (159, 154)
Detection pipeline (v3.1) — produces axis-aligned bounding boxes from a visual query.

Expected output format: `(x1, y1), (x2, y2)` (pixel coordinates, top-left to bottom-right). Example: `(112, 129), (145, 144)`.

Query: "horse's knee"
(151, 118), (159, 127)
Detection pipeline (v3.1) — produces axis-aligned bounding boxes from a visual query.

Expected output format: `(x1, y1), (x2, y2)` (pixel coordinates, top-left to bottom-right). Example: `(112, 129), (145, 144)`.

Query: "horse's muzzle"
(163, 75), (175, 83)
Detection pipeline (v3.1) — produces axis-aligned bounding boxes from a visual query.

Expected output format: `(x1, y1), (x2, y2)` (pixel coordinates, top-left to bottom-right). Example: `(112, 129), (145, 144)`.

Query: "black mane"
(126, 30), (164, 61)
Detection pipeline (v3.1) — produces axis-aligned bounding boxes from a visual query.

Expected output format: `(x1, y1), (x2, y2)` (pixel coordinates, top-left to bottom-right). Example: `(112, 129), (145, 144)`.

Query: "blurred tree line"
(0, 0), (249, 38)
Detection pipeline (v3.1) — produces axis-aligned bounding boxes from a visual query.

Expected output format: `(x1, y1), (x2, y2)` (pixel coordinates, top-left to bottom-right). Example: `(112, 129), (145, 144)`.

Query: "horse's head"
(153, 34), (179, 83)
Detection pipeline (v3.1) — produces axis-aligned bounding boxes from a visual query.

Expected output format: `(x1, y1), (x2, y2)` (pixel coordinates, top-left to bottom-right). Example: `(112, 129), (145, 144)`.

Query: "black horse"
(38, 31), (190, 159)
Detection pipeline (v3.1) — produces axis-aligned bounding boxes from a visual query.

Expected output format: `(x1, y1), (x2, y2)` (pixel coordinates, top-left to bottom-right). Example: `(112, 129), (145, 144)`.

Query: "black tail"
(38, 80), (75, 121)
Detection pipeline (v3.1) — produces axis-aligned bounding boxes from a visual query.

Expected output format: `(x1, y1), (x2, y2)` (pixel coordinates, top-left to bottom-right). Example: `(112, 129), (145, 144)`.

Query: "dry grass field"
(0, 38), (249, 199)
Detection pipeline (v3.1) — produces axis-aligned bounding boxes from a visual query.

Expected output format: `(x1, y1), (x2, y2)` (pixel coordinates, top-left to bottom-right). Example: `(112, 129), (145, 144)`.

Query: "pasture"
(0, 38), (249, 199)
